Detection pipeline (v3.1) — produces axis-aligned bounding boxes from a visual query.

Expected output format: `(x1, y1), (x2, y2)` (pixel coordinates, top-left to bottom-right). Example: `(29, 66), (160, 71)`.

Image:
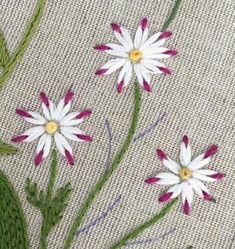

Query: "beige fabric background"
(0, 0), (235, 248)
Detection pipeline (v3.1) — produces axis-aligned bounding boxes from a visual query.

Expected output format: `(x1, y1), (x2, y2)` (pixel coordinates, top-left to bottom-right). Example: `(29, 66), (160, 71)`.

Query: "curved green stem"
(110, 199), (178, 249)
(0, 0), (46, 87)
(63, 82), (141, 249)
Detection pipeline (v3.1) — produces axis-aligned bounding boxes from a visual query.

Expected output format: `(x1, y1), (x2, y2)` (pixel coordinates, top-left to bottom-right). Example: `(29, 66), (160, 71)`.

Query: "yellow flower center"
(179, 167), (192, 180)
(45, 121), (58, 135)
(129, 49), (143, 63)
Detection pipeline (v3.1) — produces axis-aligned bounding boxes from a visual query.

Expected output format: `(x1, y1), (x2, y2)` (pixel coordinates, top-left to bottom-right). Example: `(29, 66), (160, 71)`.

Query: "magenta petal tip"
(77, 109), (92, 119)
(156, 149), (167, 161)
(144, 177), (159, 185)
(210, 172), (224, 180)
(117, 81), (124, 93)
(183, 200), (190, 215)
(158, 192), (172, 202)
(111, 23), (121, 33)
(64, 91), (74, 104)
(159, 31), (172, 40)
(95, 68), (108, 76)
(158, 67), (171, 75)
(94, 44), (111, 51)
(204, 144), (219, 158)
(141, 17), (148, 31)
(65, 150), (74, 166)
(182, 135), (189, 146)
(34, 150), (44, 166)
(143, 81), (152, 92)
(40, 92), (49, 107)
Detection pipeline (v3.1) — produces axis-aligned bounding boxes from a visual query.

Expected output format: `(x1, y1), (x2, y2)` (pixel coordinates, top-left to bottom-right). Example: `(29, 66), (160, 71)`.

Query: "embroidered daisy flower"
(145, 135), (224, 215)
(95, 17), (177, 93)
(12, 91), (92, 166)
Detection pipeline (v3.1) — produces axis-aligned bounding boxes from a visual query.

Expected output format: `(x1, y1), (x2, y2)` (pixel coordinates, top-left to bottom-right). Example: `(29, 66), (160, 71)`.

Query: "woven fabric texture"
(0, 0), (235, 248)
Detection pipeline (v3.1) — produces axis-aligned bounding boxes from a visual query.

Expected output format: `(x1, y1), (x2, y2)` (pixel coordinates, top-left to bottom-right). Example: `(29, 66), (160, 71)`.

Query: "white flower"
(12, 91), (92, 166)
(145, 135), (224, 215)
(95, 17), (177, 93)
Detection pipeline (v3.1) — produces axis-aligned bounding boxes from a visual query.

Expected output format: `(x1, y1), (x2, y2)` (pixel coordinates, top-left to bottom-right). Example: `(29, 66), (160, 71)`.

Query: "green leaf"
(25, 178), (43, 209)
(0, 171), (29, 249)
(0, 140), (18, 155)
(0, 31), (10, 68)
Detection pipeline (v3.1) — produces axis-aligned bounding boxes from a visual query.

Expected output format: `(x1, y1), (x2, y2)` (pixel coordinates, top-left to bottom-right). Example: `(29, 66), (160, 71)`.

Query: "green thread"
(0, 171), (29, 249)
(0, 31), (10, 68)
(0, 140), (18, 155)
(186, 246), (193, 249)
(110, 199), (178, 249)
(161, 0), (182, 31)
(0, 0), (46, 87)
(25, 150), (71, 249)
(63, 82), (141, 249)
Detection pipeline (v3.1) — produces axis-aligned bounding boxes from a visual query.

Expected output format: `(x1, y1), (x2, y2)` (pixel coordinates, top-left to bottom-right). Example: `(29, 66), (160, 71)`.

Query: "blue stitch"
(133, 112), (167, 142)
(125, 227), (176, 246)
(105, 119), (113, 171)
(77, 195), (122, 235)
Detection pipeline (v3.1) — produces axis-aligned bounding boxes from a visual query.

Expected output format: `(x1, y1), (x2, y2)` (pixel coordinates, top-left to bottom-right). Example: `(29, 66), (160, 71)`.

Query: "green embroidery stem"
(40, 149), (58, 249)
(0, 140), (18, 155)
(0, 31), (10, 67)
(0, 171), (29, 249)
(0, 0), (46, 87)
(110, 199), (178, 249)
(161, 0), (182, 31)
(63, 82), (141, 249)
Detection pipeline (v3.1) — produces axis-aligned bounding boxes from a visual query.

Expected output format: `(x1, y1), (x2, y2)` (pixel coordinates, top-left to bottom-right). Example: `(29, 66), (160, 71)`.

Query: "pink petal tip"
(11, 135), (28, 143)
(204, 144), (218, 158)
(94, 44), (111, 51)
(40, 92), (49, 107)
(210, 172), (224, 180)
(202, 191), (214, 202)
(158, 192), (173, 202)
(143, 80), (152, 92)
(76, 109), (92, 119)
(144, 177), (160, 185)
(141, 17), (148, 31)
(159, 31), (172, 40)
(183, 135), (189, 147)
(156, 149), (167, 161)
(34, 150), (44, 166)
(65, 150), (74, 166)
(183, 199), (190, 215)
(95, 68), (108, 76)
(117, 81), (124, 93)
(163, 49), (177, 56)
(77, 134), (93, 142)
(111, 23), (121, 33)
(64, 91), (74, 104)
(16, 109), (32, 118)
(158, 67), (171, 75)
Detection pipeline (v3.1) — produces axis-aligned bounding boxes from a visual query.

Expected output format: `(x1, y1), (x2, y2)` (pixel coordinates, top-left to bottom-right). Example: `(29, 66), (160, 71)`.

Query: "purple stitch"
(77, 195), (122, 235)
(105, 119), (113, 171)
(133, 112), (167, 142)
(126, 227), (176, 246)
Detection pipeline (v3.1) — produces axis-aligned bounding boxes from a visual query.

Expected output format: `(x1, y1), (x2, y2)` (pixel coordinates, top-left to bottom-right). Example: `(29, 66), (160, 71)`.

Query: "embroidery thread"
(0, 0), (47, 87)
(12, 90), (92, 166)
(25, 150), (71, 249)
(0, 139), (18, 155)
(64, 0), (182, 247)
(0, 171), (29, 249)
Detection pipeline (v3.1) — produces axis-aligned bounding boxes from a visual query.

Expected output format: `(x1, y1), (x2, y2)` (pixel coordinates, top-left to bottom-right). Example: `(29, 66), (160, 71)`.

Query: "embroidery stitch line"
(0, 0), (47, 87)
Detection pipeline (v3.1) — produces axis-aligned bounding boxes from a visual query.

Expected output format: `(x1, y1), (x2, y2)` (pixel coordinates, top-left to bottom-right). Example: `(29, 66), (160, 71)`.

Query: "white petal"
(188, 154), (210, 170)
(140, 27), (149, 47)
(141, 58), (166, 68)
(28, 111), (46, 124)
(162, 158), (180, 175)
(60, 112), (81, 126)
(49, 101), (56, 120)
(54, 99), (64, 120)
(102, 59), (127, 74)
(114, 31), (132, 51)
(43, 135), (52, 158)
(140, 32), (162, 50)
(180, 143), (192, 166)
(60, 129), (78, 141)
(169, 183), (184, 198)
(143, 47), (169, 56)
(120, 27), (133, 49)
(124, 63), (132, 87)
(107, 43), (127, 53)
(54, 132), (72, 156)
(141, 59), (162, 74)
(192, 172), (216, 182)
(24, 126), (45, 142)
(106, 49), (128, 57)
(134, 26), (142, 49)
(117, 61), (132, 83)
(156, 172), (180, 185)
(58, 102), (72, 121)
(188, 178), (210, 198)
(36, 133), (47, 153)
(134, 64), (144, 85)
(182, 182), (194, 206)
(42, 103), (51, 120)
(143, 53), (172, 59)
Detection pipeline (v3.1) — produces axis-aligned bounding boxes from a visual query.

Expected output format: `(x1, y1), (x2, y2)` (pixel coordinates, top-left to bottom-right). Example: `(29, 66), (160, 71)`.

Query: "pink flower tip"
(204, 144), (219, 158)
(163, 49), (177, 56)
(183, 200), (190, 215)
(144, 177), (159, 185)
(202, 191), (215, 202)
(16, 109), (32, 118)
(65, 150), (74, 166)
(159, 31), (172, 40)
(95, 68), (108, 76)
(117, 81), (124, 93)
(94, 44), (111, 51)
(76, 110), (92, 119)
(34, 150), (44, 166)
(143, 80), (152, 92)
(111, 23), (121, 33)
(40, 92), (49, 107)
(77, 134), (93, 142)
(158, 67), (171, 75)
(140, 17), (148, 31)
(11, 135), (28, 143)
(156, 149), (167, 161)
(158, 192), (172, 202)
(183, 135), (189, 147)
(210, 172), (224, 180)
(64, 91), (74, 104)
